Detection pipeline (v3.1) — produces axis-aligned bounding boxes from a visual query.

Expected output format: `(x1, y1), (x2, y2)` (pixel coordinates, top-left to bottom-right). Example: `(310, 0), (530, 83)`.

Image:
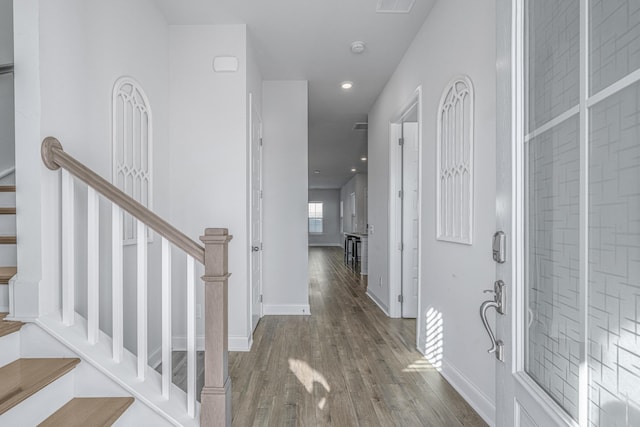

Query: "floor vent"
(376, 0), (416, 14)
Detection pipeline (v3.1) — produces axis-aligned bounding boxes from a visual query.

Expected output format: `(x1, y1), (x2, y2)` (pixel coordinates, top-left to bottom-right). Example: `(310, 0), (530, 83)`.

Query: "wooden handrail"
(41, 137), (205, 264)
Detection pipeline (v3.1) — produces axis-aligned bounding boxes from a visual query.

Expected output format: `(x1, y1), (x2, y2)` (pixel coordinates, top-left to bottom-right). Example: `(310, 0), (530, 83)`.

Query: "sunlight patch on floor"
(288, 358), (331, 409)
(424, 307), (443, 371)
(403, 358), (438, 372)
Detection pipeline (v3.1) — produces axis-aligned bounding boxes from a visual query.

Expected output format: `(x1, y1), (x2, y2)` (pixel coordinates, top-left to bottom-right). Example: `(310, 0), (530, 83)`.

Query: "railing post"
(199, 228), (233, 427)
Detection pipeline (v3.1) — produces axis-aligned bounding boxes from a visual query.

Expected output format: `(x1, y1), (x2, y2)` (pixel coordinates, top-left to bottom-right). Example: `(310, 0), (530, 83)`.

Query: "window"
(308, 202), (323, 233)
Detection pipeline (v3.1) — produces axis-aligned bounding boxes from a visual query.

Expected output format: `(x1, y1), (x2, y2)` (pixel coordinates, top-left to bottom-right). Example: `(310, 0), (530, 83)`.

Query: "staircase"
(0, 313), (135, 426)
(0, 183), (16, 311)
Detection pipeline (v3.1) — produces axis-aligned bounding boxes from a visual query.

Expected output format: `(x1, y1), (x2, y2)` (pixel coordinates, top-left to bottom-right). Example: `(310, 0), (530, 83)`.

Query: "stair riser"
(0, 246), (17, 267)
(0, 192), (15, 206)
(0, 215), (16, 235)
(0, 332), (19, 367)
(21, 325), (173, 426)
(0, 370), (75, 426)
(0, 286), (8, 312)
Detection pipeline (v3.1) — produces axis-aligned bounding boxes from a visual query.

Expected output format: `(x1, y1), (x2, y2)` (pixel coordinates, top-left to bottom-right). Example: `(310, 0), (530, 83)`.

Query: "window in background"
(308, 202), (323, 233)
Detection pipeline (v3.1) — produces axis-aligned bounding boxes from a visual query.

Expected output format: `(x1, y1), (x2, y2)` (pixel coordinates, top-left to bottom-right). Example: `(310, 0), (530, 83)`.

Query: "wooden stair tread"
(0, 207), (16, 215)
(0, 186), (15, 193)
(0, 267), (17, 285)
(38, 397), (134, 427)
(0, 236), (16, 244)
(0, 358), (81, 415)
(0, 312), (23, 337)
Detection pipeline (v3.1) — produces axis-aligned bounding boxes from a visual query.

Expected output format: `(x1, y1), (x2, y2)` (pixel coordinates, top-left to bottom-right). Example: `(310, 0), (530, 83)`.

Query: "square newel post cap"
(200, 228), (233, 244)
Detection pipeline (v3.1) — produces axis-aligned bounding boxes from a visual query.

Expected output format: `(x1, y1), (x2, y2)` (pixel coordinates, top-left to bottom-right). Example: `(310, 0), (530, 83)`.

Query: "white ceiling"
(154, 0), (436, 189)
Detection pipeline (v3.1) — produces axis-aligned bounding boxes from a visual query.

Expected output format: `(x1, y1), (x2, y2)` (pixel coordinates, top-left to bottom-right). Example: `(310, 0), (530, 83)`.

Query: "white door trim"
(388, 86), (422, 348)
(249, 92), (263, 332)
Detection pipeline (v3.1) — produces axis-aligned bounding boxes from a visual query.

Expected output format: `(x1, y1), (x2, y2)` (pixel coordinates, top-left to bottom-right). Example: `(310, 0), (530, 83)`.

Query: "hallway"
(228, 247), (486, 426)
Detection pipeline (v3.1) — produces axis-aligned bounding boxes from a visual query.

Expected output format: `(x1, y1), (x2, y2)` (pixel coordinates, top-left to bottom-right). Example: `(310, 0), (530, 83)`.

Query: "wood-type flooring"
(226, 247), (487, 426)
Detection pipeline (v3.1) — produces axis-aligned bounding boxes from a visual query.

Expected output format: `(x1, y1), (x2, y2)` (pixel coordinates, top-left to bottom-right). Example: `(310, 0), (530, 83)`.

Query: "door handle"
(251, 246), (260, 252)
(480, 280), (506, 362)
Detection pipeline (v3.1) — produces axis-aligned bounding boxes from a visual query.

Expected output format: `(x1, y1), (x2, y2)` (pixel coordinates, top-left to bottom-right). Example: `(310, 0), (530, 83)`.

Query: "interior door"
(401, 121), (419, 318)
(496, 0), (640, 425)
(250, 96), (263, 332)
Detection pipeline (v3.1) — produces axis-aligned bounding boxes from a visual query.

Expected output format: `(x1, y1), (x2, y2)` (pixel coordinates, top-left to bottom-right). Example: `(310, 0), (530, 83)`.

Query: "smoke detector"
(376, 0), (416, 13)
(351, 41), (366, 54)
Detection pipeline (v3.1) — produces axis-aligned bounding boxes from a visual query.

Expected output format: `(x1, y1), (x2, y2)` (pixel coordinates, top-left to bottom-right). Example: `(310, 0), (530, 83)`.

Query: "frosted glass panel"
(526, 0), (580, 133)
(588, 81), (640, 427)
(590, 0), (640, 94)
(525, 116), (581, 421)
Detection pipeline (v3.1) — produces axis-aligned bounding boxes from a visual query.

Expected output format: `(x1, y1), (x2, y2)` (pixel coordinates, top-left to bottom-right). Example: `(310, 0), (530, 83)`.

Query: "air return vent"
(352, 122), (368, 131)
(376, 0), (416, 13)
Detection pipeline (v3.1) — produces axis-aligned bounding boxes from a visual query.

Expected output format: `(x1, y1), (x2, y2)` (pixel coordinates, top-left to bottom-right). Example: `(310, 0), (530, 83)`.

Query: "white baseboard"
(440, 360), (495, 427)
(172, 334), (252, 352)
(308, 243), (342, 247)
(366, 290), (390, 316)
(263, 304), (311, 316)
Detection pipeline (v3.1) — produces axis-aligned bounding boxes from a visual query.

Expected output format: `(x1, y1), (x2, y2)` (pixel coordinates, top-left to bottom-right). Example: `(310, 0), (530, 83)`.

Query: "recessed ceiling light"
(351, 168), (357, 172)
(341, 81), (353, 90)
(351, 41), (366, 54)
(361, 157), (367, 161)
(313, 170), (321, 174)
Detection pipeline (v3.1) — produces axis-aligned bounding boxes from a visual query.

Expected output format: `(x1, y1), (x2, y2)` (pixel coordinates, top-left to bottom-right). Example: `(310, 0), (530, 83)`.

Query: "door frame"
(388, 86), (422, 330)
(249, 92), (263, 331)
(496, 0), (583, 425)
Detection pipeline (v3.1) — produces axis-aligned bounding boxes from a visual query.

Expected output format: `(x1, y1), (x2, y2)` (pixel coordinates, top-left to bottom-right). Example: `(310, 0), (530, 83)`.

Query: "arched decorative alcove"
(112, 76), (153, 243)
(436, 76), (474, 244)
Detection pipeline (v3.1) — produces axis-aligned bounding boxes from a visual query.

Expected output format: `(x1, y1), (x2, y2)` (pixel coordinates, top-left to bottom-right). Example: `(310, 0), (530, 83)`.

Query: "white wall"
(0, 0), (13, 174)
(0, 0), (12, 65)
(262, 81), (309, 315)
(169, 24), (252, 349)
(367, 0), (497, 423)
(308, 189), (341, 246)
(35, 0), (171, 357)
(340, 173), (367, 234)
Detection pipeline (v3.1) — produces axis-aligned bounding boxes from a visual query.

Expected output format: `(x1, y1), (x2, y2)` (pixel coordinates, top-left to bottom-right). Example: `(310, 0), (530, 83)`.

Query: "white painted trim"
(308, 243), (342, 247)
(366, 290), (390, 316)
(388, 122), (402, 319)
(440, 360), (495, 427)
(587, 66), (640, 108)
(0, 166), (15, 181)
(524, 105), (579, 143)
(388, 86), (423, 329)
(262, 304), (311, 316)
(172, 335), (252, 352)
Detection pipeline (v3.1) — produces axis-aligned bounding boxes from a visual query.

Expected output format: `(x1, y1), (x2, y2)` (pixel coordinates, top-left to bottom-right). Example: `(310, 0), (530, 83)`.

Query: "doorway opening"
(249, 93), (263, 333)
(389, 87), (422, 341)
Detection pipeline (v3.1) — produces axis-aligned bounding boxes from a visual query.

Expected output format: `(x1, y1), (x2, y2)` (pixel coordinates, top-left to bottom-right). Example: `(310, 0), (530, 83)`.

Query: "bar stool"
(352, 238), (361, 267)
(344, 235), (354, 264)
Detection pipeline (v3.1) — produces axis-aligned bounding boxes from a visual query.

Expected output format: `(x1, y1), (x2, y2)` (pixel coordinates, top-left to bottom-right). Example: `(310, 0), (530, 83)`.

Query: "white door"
(401, 121), (419, 318)
(496, 0), (640, 425)
(250, 95), (263, 332)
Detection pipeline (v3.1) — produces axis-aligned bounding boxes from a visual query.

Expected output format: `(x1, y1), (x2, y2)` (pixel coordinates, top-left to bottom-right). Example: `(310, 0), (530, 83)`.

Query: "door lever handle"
(251, 246), (260, 252)
(479, 280), (506, 362)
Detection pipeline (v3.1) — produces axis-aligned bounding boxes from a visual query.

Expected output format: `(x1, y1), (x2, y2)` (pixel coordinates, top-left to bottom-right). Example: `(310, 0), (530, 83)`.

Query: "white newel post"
(199, 228), (232, 427)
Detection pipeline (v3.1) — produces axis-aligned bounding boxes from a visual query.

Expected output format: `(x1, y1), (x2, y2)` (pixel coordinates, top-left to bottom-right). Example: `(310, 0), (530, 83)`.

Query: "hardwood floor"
(227, 247), (487, 426)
